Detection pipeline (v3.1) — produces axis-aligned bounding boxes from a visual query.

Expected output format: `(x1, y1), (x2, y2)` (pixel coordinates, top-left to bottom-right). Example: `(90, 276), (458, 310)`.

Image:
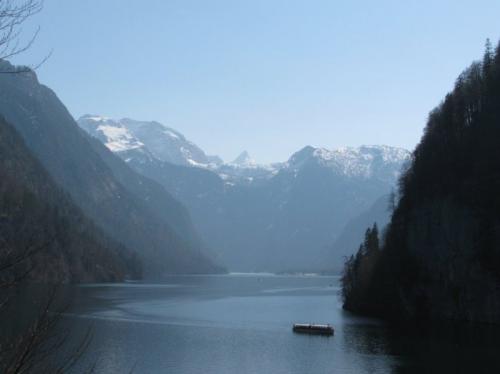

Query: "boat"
(292, 323), (334, 336)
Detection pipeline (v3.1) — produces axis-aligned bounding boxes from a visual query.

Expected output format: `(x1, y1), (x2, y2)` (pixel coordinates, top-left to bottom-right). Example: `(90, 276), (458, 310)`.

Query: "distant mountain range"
(78, 115), (281, 185)
(78, 115), (410, 272)
(79, 115), (408, 184)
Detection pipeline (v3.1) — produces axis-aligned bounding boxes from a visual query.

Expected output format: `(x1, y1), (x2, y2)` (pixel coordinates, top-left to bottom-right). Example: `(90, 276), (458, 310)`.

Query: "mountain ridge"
(77, 114), (410, 184)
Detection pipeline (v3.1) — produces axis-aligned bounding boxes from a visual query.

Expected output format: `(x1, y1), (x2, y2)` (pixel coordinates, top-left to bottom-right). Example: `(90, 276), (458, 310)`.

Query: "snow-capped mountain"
(215, 151), (280, 184)
(78, 115), (220, 167)
(217, 145), (409, 186)
(77, 115), (278, 183)
(78, 115), (410, 187)
(78, 113), (411, 272)
(284, 145), (410, 183)
(231, 151), (256, 166)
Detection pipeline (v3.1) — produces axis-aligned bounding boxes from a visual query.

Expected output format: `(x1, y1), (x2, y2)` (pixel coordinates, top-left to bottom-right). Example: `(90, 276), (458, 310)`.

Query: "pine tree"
(370, 223), (379, 252)
(388, 190), (396, 213)
(483, 38), (493, 73)
(363, 228), (371, 254)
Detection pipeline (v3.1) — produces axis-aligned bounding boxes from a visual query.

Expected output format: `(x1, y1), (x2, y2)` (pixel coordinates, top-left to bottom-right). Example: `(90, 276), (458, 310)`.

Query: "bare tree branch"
(0, 0), (48, 73)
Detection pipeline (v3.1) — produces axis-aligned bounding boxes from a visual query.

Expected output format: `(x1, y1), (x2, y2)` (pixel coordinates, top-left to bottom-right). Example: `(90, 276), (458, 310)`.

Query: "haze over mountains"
(0, 60), (221, 279)
(79, 115), (410, 272)
(0, 59), (409, 279)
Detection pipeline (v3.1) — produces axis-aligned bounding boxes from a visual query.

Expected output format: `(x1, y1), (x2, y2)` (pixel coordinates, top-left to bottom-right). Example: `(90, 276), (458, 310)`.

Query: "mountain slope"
(342, 42), (500, 324)
(0, 116), (138, 282)
(220, 145), (408, 271)
(0, 60), (221, 276)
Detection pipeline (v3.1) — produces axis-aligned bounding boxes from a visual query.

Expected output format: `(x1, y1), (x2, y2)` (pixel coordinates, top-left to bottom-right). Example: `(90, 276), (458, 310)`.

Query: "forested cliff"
(342, 40), (500, 324)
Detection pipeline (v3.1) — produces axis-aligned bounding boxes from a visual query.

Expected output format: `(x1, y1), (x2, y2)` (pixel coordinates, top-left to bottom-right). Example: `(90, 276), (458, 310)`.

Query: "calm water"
(61, 274), (500, 374)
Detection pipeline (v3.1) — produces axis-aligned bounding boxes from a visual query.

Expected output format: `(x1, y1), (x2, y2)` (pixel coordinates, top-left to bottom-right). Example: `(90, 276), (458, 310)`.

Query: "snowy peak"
(286, 145), (410, 181)
(78, 115), (217, 167)
(231, 151), (256, 167)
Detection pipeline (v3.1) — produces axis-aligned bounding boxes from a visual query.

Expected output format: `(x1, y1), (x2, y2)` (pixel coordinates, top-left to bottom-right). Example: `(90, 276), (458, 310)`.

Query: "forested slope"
(342, 40), (500, 324)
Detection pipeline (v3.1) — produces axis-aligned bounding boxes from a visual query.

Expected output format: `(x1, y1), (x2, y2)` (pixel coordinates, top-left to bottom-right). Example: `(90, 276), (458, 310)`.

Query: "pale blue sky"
(11, 0), (500, 163)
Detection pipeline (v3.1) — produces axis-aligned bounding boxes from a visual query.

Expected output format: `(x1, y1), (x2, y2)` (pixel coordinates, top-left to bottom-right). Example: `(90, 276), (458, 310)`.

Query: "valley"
(78, 115), (409, 272)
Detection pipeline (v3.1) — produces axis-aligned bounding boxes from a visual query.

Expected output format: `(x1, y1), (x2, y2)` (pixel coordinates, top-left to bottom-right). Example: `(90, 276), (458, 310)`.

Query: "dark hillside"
(342, 40), (500, 324)
(0, 116), (139, 282)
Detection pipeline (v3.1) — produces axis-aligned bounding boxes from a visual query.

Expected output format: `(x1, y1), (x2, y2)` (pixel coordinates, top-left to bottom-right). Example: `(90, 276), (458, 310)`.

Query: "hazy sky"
(11, 0), (500, 163)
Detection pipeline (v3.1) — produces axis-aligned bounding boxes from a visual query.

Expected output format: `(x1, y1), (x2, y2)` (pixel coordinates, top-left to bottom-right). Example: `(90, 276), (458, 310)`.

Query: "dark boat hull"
(292, 324), (334, 336)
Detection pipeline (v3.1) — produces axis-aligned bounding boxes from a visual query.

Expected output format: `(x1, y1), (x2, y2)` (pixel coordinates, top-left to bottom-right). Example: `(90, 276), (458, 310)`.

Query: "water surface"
(63, 274), (500, 373)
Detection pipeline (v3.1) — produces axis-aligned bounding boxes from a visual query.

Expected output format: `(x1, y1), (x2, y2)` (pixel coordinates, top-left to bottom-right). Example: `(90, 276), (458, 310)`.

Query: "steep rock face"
(78, 114), (409, 272)
(342, 43), (500, 324)
(0, 61), (221, 276)
(0, 116), (137, 283)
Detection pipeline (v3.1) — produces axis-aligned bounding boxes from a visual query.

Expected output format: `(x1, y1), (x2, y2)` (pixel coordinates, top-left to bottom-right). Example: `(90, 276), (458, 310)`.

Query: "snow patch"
(97, 124), (144, 152)
(163, 130), (179, 139)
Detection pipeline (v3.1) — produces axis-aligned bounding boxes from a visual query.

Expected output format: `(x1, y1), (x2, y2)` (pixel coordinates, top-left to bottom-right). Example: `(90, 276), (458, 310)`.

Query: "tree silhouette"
(0, 0), (50, 73)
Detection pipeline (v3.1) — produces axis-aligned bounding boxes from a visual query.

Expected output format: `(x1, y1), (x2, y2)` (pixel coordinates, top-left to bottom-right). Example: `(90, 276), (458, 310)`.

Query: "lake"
(61, 274), (500, 373)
